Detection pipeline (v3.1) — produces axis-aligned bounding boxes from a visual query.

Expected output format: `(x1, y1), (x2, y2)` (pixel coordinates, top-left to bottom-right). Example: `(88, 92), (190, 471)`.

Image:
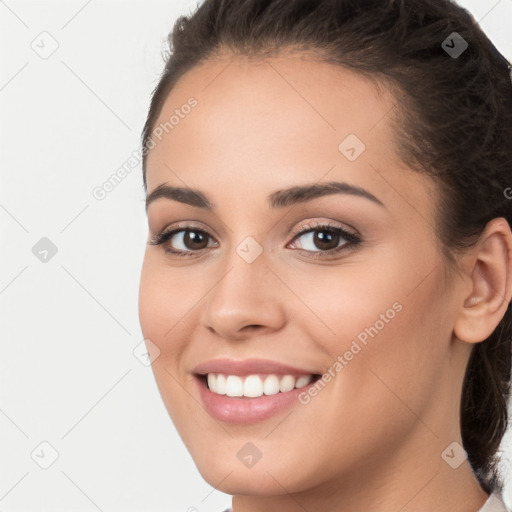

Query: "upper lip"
(193, 358), (319, 377)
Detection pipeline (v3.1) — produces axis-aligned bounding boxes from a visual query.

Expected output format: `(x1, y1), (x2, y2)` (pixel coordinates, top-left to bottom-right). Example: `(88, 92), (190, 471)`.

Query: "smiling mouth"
(197, 373), (322, 398)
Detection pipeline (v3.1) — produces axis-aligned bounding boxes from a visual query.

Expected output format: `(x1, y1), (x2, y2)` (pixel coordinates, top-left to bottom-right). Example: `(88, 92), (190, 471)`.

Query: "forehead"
(144, 53), (436, 220)
(147, 54), (394, 172)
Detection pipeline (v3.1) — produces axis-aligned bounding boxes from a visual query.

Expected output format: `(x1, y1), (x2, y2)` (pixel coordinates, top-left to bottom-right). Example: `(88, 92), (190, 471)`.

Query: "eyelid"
(153, 219), (356, 243)
(153, 220), (221, 240)
(289, 219), (359, 239)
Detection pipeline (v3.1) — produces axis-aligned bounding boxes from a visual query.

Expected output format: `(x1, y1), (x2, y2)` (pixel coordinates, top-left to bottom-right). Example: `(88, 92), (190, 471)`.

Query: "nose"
(200, 248), (287, 341)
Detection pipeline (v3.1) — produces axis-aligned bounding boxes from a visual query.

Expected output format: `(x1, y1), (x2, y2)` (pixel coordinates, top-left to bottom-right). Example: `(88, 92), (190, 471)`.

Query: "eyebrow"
(145, 181), (385, 212)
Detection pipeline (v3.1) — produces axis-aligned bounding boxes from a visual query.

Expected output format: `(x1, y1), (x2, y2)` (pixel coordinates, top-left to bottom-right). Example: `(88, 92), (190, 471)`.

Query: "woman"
(138, 0), (512, 510)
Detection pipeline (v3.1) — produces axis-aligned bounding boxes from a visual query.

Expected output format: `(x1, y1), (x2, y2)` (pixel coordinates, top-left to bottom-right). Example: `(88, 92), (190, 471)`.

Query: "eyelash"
(149, 221), (362, 260)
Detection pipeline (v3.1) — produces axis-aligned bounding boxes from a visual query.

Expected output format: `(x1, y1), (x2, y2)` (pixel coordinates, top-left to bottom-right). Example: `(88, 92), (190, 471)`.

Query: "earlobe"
(454, 217), (512, 344)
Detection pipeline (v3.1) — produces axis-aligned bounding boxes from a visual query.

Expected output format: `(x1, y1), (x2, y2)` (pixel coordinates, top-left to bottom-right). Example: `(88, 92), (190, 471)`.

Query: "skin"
(138, 52), (512, 512)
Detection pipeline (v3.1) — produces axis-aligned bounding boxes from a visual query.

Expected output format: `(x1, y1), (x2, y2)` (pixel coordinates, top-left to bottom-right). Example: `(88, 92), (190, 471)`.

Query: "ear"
(454, 217), (512, 344)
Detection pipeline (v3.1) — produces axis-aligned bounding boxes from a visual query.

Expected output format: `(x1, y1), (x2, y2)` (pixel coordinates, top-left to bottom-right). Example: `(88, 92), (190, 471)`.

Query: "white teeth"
(279, 375), (296, 392)
(263, 375), (280, 395)
(207, 373), (216, 392)
(295, 375), (313, 388)
(244, 375), (263, 397)
(206, 373), (315, 397)
(225, 375), (244, 397)
(216, 374), (227, 395)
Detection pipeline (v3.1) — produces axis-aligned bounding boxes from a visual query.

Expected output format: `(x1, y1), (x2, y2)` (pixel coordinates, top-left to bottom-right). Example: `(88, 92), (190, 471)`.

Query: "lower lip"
(195, 376), (315, 424)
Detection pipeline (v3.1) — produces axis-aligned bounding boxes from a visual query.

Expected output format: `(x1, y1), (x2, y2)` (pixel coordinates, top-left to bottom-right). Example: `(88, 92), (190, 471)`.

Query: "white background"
(1, 1), (511, 510)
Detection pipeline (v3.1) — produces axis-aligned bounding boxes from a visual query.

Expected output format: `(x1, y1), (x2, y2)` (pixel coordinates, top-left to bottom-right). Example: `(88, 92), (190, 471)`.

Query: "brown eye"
(291, 227), (349, 252)
(311, 230), (342, 251)
(182, 230), (209, 250)
(169, 229), (211, 251)
(150, 226), (218, 257)
(287, 223), (362, 259)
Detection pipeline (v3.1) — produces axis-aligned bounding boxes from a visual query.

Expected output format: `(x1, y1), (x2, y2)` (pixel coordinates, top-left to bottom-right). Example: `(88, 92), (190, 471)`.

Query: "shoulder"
(478, 491), (512, 512)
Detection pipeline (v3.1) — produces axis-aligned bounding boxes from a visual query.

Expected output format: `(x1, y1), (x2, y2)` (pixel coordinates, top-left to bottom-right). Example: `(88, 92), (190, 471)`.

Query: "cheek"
(139, 253), (199, 340)
(288, 251), (448, 407)
(327, 267), (450, 428)
(138, 255), (201, 424)
(138, 254), (205, 381)
(281, 258), (407, 355)
(282, 267), (448, 471)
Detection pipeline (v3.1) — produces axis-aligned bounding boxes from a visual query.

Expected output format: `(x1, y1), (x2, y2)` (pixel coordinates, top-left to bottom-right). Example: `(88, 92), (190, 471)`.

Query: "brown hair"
(141, 0), (512, 493)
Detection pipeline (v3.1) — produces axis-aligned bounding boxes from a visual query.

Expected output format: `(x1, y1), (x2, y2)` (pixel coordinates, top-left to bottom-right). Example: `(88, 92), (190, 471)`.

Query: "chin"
(194, 457), (308, 496)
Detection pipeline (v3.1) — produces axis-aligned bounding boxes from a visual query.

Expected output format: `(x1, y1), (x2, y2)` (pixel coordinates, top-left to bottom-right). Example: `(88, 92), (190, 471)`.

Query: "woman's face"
(139, 54), (469, 497)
